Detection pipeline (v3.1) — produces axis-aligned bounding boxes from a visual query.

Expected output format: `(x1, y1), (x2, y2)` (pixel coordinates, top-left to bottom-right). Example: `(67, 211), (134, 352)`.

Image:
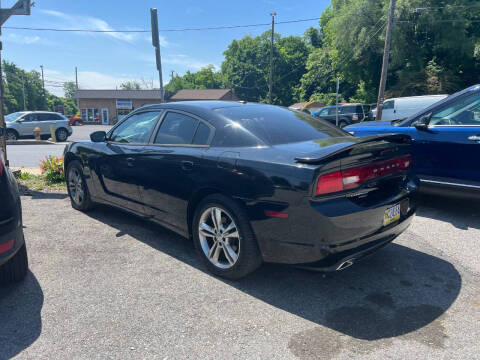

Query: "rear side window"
(215, 105), (345, 146)
(155, 112), (198, 145)
(192, 122), (211, 145)
(339, 106), (356, 114)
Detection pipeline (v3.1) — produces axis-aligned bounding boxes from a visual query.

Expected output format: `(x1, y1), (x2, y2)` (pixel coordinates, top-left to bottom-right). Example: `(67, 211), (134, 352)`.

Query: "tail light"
(352, 114), (358, 121)
(316, 155), (412, 196)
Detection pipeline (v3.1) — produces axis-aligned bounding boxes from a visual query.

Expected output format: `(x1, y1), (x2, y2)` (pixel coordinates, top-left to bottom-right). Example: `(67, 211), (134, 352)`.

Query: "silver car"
(4, 111), (72, 142)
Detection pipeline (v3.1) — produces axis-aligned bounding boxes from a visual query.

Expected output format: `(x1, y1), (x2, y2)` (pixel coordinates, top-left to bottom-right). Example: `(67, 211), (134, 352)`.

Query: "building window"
(81, 108), (100, 122)
(116, 99), (133, 122)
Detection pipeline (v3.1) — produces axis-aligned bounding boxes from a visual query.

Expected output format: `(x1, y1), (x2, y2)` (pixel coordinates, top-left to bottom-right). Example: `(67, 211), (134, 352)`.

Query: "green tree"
(120, 81), (142, 90)
(63, 81), (77, 99)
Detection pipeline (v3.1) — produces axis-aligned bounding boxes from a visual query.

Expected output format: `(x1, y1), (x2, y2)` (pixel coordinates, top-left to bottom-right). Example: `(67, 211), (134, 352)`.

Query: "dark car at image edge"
(0, 128), (28, 284)
(63, 101), (418, 279)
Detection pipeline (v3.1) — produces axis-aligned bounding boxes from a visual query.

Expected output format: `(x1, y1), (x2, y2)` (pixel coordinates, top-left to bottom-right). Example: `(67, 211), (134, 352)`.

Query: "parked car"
(312, 103), (370, 128)
(345, 85), (480, 197)
(5, 111), (73, 142)
(68, 116), (83, 126)
(371, 95), (448, 121)
(64, 101), (417, 279)
(0, 127), (28, 283)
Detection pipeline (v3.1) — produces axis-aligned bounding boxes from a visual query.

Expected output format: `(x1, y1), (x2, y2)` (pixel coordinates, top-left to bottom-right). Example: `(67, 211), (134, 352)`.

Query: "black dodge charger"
(0, 128), (28, 283)
(64, 101), (418, 279)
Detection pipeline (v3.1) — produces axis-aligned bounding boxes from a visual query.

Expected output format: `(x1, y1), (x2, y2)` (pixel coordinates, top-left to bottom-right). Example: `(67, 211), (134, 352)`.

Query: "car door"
(136, 110), (214, 233)
(37, 113), (55, 135)
(95, 110), (162, 214)
(412, 90), (480, 186)
(17, 113), (38, 137)
(382, 100), (395, 120)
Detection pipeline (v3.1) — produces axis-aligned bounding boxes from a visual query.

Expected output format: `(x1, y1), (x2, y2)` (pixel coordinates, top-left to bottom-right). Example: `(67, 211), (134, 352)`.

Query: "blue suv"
(345, 85), (480, 197)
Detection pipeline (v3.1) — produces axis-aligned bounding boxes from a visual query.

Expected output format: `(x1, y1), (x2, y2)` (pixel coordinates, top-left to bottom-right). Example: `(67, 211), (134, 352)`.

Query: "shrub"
(40, 155), (64, 184)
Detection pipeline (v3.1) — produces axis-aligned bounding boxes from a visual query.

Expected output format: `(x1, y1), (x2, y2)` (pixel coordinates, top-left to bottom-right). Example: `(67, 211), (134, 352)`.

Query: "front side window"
(154, 112), (199, 145)
(109, 111), (160, 144)
(429, 92), (480, 126)
(319, 108), (330, 116)
(23, 114), (37, 122)
(383, 100), (394, 110)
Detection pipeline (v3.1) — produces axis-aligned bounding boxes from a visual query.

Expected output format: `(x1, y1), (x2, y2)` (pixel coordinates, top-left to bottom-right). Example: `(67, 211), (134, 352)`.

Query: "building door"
(101, 108), (109, 125)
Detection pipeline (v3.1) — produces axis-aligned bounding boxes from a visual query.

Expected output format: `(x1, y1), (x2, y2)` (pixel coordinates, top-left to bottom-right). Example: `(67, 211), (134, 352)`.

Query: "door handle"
(181, 160), (194, 171)
(126, 157), (135, 167)
(468, 135), (480, 142)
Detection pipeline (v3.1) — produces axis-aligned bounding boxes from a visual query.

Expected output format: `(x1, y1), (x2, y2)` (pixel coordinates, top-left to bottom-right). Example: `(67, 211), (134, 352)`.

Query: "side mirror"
(414, 113), (431, 131)
(0, 127), (3, 136)
(90, 131), (107, 142)
(17, 118), (24, 123)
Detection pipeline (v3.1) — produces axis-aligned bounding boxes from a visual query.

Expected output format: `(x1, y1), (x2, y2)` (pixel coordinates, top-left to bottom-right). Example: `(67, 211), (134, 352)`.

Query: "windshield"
(5, 112), (26, 122)
(216, 105), (346, 145)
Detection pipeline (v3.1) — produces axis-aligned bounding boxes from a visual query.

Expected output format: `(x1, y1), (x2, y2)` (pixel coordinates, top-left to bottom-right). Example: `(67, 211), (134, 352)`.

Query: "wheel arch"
(187, 187), (248, 238)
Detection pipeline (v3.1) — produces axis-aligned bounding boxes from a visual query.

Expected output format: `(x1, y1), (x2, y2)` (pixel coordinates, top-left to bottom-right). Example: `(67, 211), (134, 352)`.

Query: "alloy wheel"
(57, 129), (67, 142)
(6, 131), (17, 141)
(198, 207), (240, 269)
(68, 167), (85, 206)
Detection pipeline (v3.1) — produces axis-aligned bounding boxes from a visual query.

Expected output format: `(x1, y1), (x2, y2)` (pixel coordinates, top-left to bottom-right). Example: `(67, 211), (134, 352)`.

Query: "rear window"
(215, 105), (345, 146)
(340, 106), (361, 114)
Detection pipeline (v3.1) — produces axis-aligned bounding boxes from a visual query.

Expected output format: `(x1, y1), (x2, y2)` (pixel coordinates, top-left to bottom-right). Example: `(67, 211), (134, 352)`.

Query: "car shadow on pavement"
(0, 271), (43, 359)
(416, 194), (480, 230)
(86, 205), (461, 344)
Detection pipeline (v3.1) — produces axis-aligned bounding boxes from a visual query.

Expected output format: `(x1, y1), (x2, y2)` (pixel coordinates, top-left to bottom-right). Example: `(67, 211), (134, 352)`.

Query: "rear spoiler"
(295, 133), (411, 164)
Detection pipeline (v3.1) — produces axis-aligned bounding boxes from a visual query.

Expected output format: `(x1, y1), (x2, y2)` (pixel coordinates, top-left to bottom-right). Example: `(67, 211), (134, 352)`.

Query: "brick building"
(75, 88), (238, 125)
(74, 89), (164, 125)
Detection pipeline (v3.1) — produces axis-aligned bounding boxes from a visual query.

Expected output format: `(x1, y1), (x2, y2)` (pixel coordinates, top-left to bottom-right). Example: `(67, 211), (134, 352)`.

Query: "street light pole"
(268, 12), (276, 105)
(40, 64), (46, 110)
(150, 8), (164, 103)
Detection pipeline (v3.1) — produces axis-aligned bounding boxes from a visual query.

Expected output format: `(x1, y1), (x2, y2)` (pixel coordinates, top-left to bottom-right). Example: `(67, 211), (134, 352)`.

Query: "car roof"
(140, 100), (247, 111)
(385, 94), (448, 101)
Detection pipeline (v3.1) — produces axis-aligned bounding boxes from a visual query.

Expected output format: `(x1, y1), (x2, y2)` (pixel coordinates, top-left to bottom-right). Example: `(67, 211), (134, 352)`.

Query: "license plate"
(383, 203), (401, 226)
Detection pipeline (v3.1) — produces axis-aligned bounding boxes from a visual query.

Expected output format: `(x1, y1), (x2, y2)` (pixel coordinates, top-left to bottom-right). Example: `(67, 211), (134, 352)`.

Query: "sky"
(1, 0), (330, 96)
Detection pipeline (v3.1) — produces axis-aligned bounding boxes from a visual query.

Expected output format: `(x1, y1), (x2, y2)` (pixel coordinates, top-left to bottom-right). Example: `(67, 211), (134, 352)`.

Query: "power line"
(3, 17), (321, 33)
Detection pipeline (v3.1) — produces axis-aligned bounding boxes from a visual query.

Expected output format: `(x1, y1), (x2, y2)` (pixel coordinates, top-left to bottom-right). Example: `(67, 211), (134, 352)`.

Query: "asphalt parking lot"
(0, 194), (479, 359)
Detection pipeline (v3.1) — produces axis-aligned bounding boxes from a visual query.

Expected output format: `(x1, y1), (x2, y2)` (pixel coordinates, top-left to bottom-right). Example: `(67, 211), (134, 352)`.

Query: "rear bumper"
(0, 223), (25, 267)
(252, 177), (418, 267)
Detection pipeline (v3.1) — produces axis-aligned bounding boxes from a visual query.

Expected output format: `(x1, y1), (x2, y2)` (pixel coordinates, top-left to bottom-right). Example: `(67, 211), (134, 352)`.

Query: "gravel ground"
(0, 193), (479, 359)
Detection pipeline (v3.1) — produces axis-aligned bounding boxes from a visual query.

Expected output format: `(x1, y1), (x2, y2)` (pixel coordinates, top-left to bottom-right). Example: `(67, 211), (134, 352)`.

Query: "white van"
(373, 95), (448, 121)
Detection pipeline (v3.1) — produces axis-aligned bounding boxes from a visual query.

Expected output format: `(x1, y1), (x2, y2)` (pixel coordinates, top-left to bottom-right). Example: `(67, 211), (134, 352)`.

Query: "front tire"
(0, 242), (28, 284)
(193, 194), (262, 279)
(66, 160), (95, 211)
(6, 129), (18, 141)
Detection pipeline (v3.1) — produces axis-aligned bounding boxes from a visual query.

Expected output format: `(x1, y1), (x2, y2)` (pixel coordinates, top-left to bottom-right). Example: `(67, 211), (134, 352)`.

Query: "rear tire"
(66, 160), (95, 211)
(6, 129), (18, 141)
(55, 128), (68, 142)
(74, 120), (81, 126)
(0, 242), (28, 284)
(339, 120), (348, 128)
(192, 194), (262, 279)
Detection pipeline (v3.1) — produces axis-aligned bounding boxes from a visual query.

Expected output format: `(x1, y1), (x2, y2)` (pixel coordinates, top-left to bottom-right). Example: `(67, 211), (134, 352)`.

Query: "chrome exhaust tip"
(336, 259), (354, 271)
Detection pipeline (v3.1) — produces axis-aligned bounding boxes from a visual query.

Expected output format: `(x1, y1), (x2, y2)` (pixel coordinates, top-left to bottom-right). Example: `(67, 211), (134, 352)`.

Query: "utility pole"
(0, 0), (31, 165)
(21, 73), (26, 110)
(150, 8), (164, 103)
(268, 12), (276, 104)
(75, 66), (79, 113)
(40, 64), (46, 110)
(335, 77), (339, 127)
(376, 0), (396, 121)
